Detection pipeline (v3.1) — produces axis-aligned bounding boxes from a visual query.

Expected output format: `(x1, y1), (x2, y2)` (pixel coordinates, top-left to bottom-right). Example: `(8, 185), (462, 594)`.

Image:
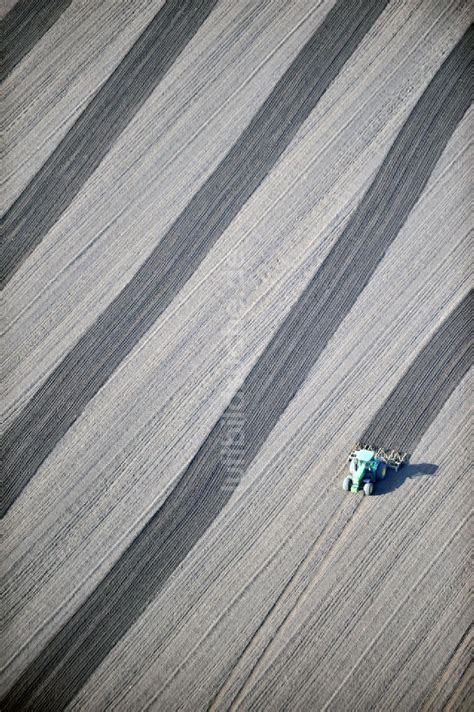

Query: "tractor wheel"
(343, 477), (352, 492)
(378, 464), (387, 480)
(363, 482), (374, 496)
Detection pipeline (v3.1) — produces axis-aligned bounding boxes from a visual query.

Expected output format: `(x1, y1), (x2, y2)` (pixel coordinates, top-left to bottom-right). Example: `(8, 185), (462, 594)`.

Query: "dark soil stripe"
(363, 291), (473, 454)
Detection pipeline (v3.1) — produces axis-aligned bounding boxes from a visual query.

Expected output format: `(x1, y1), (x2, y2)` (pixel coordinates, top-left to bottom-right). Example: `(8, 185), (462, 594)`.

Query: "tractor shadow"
(373, 462), (439, 496)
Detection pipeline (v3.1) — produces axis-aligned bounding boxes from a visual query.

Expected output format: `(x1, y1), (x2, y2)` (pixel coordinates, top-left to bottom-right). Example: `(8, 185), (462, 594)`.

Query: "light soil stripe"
(1, 0), (389, 515)
(0, 0), (73, 80)
(0, 0), (218, 285)
(2, 24), (471, 712)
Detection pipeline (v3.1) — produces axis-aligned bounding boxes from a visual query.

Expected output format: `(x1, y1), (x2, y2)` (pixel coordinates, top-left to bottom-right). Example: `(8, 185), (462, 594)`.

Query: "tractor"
(343, 443), (408, 496)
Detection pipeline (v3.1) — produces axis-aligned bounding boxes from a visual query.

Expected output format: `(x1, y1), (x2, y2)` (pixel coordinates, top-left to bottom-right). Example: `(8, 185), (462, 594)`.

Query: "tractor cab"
(355, 449), (376, 465)
(350, 448), (377, 475)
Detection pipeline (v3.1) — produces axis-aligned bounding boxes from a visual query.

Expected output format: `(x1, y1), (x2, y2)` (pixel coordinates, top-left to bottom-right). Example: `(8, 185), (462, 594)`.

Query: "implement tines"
(349, 443), (409, 470)
(374, 447), (409, 470)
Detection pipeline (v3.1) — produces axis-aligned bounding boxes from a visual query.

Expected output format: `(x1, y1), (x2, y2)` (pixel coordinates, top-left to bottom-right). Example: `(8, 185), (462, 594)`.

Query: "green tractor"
(343, 443), (408, 496)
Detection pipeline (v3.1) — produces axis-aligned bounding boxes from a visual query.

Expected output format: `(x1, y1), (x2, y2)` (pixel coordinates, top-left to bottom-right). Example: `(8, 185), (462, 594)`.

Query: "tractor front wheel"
(363, 482), (374, 496)
(343, 477), (352, 492)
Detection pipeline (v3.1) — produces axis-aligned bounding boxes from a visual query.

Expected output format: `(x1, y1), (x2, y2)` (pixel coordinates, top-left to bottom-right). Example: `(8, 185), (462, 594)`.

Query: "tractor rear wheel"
(343, 477), (352, 492)
(363, 482), (374, 496)
(378, 464), (387, 480)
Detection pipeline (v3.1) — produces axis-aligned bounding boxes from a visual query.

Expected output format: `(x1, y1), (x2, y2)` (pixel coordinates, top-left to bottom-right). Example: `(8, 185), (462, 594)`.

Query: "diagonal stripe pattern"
(1, 0), (390, 515)
(362, 291), (473, 453)
(2, 25), (471, 711)
(1, 0), (73, 80)
(0, 0), (218, 285)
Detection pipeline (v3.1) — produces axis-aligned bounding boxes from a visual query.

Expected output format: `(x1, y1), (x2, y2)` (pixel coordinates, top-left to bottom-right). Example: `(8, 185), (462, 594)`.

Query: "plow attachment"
(349, 442), (409, 471)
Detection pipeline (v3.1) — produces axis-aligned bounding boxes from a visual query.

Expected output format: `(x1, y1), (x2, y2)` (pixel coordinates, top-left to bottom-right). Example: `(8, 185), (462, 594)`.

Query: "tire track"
(420, 626), (473, 710)
(321, 515), (470, 712)
(208, 496), (363, 712)
(239, 438), (470, 712)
